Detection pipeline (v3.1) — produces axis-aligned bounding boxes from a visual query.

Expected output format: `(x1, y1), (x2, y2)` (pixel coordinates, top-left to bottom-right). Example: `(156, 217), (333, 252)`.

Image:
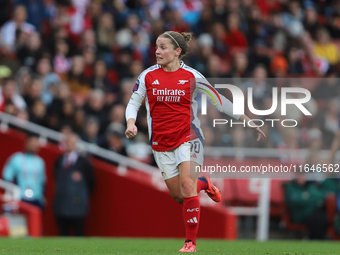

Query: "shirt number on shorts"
(189, 141), (200, 153)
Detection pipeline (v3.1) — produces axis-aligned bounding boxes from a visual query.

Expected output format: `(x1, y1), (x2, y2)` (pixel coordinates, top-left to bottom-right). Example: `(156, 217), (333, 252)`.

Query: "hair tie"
(165, 33), (180, 48)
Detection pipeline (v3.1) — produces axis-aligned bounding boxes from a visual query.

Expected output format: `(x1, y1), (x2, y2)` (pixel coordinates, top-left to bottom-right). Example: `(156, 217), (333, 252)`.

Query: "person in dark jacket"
(53, 132), (94, 236)
(284, 173), (328, 239)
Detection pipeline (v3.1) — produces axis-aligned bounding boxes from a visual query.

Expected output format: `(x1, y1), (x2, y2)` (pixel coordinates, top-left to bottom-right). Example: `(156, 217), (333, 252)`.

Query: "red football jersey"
(130, 62), (239, 151)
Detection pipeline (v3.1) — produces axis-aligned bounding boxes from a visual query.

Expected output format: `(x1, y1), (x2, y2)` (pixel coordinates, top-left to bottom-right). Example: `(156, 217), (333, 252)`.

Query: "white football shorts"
(153, 138), (204, 180)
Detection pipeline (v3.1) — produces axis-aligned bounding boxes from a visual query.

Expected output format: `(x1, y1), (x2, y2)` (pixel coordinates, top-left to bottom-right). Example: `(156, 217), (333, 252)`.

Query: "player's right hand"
(125, 124), (138, 138)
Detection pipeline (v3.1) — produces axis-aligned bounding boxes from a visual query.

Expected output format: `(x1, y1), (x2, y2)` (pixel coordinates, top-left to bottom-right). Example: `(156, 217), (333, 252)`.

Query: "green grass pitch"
(0, 238), (339, 254)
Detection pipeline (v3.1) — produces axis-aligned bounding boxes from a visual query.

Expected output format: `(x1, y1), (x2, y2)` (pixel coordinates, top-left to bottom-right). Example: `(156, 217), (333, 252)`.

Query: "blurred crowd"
(0, 0), (340, 164)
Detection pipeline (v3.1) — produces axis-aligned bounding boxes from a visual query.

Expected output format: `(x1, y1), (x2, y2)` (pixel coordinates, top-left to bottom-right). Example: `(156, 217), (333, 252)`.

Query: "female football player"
(125, 31), (265, 252)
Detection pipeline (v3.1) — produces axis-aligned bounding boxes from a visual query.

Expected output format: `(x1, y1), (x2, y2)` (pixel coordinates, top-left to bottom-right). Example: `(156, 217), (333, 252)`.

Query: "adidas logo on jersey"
(187, 217), (198, 223)
(152, 79), (160, 85)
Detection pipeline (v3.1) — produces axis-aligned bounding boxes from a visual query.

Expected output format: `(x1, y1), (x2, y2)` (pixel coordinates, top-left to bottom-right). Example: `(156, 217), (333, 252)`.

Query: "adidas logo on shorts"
(187, 217), (198, 223)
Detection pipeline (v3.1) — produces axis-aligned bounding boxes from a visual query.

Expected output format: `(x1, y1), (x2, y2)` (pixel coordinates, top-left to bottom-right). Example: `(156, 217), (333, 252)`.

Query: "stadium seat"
(232, 179), (259, 206)
(269, 179), (288, 216)
(222, 179), (235, 205)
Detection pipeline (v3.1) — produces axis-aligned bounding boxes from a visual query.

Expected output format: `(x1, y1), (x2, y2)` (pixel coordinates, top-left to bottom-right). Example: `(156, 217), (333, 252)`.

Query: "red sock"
(183, 196), (200, 244)
(197, 178), (208, 192)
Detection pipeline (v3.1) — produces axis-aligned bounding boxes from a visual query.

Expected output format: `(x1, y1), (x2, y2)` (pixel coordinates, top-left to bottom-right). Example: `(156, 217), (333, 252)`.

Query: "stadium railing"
(0, 112), (158, 174)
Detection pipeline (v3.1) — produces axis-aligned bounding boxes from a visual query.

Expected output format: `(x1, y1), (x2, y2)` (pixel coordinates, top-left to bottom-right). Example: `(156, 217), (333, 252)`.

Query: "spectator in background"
(270, 55), (288, 78)
(212, 0), (228, 24)
(282, 0), (303, 24)
(46, 83), (71, 131)
(210, 22), (228, 57)
(0, 78), (26, 113)
(90, 60), (114, 93)
(108, 104), (126, 127)
(303, 5), (321, 40)
(72, 108), (86, 135)
(247, 40), (271, 71)
(101, 122), (128, 159)
(83, 89), (108, 134)
(62, 55), (91, 106)
(284, 172), (328, 239)
(82, 49), (95, 80)
(36, 57), (61, 106)
(53, 132), (94, 236)
(2, 134), (46, 210)
(23, 78), (43, 109)
(300, 32), (329, 76)
(267, 11), (286, 51)
(227, 51), (250, 84)
(241, 65), (272, 110)
(96, 12), (115, 64)
(15, 66), (33, 96)
(29, 99), (47, 127)
(194, 33), (213, 73)
(59, 98), (76, 129)
(193, 6), (213, 35)
(1, 5), (35, 51)
(15, 0), (47, 32)
(114, 48), (133, 81)
(246, 7), (268, 48)
(16, 32), (43, 69)
(80, 29), (97, 53)
(81, 116), (101, 145)
(224, 12), (248, 50)
(204, 54), (224, 77)
(53, 39), (71, 75)
(129, 60), (144, 82)
(314, 28), (340, 66)
(52, 0), (91, 47)
(286, 47), (304, 75)
(120, 79), (136, 106)
(326, 14), (340, 39)
(88, 0), (102, 29)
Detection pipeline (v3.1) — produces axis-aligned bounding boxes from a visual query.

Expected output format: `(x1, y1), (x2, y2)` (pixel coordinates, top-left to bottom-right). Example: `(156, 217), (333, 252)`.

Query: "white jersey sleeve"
(196, 78), (241, 120)
(125, 71), (147, 121)
(182, 65), (241, 120)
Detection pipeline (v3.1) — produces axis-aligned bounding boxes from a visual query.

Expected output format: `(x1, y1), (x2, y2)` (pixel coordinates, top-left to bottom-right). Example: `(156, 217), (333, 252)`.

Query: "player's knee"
(180, 178), (195, 197)
(172, 195), (183, 204)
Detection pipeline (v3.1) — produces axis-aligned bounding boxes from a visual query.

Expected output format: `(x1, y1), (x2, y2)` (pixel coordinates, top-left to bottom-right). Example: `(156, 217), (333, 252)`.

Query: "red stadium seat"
(270, 179), (288, 216)
(232, 179), (259, 206)
(222, 179), (235, 205)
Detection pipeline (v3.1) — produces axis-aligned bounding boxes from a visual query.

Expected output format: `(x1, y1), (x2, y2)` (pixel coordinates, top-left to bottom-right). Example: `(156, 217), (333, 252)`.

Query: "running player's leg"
(153, 149), (183, 204)
(164, 175), (183, 204)
(197, 177), (208, 192)
(179, 161), (199, 252)
(191, 138), (221, 202)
